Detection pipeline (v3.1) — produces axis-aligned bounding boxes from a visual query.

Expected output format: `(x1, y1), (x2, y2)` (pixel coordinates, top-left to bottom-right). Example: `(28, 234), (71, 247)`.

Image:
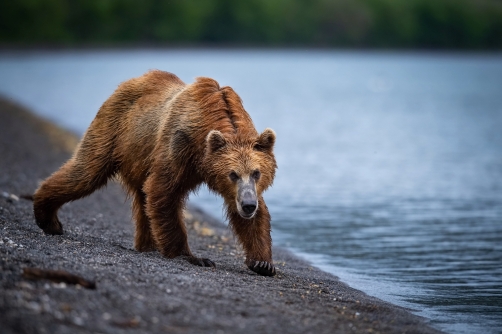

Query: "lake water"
(0, 50), (501, 334)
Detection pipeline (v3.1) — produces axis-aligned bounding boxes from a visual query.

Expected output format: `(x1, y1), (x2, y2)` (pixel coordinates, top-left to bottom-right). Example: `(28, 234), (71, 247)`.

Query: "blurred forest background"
(1, 0), (502, 49)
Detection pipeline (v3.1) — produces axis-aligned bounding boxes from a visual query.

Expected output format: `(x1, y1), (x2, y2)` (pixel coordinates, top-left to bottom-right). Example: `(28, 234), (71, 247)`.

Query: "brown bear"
(33, 70), (277, 276)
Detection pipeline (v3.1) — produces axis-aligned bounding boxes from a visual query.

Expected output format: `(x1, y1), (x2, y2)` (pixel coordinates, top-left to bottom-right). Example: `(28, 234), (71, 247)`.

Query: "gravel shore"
(0, 96), (442, 334)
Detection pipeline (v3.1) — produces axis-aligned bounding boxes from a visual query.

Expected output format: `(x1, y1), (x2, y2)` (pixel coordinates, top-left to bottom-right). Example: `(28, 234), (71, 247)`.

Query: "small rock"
(27, 301), (42, 313)
(73, 316), (84, 326)
(2, 192), (19, 203)
(60, 303), (72, 312)
(54, 311), (64, 320)
(102, 312), (112, 320)
(114, 316), (141, 328)
(19, 282), (34, 290)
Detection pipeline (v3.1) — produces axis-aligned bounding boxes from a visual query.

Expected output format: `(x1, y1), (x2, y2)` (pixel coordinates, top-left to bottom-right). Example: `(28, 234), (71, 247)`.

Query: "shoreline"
(2, 47), (502, 58)
(0, 96), (442, 333)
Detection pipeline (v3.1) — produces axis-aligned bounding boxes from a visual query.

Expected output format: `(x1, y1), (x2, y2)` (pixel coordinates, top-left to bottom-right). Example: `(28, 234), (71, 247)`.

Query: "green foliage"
(1, 0), (501, 48)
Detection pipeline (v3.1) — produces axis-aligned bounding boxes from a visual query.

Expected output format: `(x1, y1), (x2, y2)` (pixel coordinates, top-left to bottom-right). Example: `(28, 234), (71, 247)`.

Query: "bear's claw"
(248, 260), (276, 277)
(185, 256), (216, 268)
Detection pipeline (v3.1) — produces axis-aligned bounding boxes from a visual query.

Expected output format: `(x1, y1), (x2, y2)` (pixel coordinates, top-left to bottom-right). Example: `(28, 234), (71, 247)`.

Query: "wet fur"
(33, 71), (277, 275)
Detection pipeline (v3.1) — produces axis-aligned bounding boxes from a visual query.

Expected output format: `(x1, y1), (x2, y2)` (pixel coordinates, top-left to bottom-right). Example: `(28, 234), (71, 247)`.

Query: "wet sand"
(0, 96), (442, 333)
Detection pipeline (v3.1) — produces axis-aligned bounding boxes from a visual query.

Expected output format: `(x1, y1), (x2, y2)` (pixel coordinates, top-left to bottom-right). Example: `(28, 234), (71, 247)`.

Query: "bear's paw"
(248, 260), (276, 277)
(37, 216), (63, 235)
(184, 256), (216, 268)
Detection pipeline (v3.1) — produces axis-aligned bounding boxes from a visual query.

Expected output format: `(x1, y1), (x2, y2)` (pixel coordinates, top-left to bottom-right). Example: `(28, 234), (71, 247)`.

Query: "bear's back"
(110, 71), (186, 186)
(188, 77), (258, 139)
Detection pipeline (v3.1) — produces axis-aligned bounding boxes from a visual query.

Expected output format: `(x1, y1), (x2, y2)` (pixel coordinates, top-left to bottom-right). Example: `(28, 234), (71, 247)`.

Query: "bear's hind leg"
(132, 190), (156, 252)
(34, 128), (117, 235)
(33, 158), (114, 235)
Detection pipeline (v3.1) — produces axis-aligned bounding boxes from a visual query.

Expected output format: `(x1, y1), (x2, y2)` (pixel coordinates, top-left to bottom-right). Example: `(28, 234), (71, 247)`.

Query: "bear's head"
(204, 128), (277, 219)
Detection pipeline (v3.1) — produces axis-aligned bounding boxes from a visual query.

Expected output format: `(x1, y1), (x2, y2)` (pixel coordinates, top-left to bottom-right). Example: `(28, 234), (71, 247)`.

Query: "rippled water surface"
(1, 50), (501, 333)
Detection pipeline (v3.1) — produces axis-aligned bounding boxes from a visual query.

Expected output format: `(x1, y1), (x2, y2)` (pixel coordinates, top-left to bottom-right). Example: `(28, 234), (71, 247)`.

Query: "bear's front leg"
(229, 197), (276, 277)
(143, 170), (215, 268)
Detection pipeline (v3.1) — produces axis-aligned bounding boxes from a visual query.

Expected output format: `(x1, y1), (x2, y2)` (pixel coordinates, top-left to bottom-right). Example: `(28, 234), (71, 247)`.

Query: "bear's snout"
(237, 181), (258, 219)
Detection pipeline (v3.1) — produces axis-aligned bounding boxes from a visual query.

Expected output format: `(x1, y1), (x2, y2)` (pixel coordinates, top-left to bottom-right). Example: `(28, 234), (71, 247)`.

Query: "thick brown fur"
(33, 70), (277, 276)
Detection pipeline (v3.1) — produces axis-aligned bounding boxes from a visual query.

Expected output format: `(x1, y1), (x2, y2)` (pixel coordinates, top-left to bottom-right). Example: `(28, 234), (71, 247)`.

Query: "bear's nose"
(239, 186), (257, 216)
(242, 202), (257, 215)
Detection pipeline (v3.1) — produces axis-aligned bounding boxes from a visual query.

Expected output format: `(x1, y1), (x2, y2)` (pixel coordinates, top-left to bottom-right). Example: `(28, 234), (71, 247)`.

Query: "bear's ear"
(255, 128), (276, 153)
(206, 130), (227, 153)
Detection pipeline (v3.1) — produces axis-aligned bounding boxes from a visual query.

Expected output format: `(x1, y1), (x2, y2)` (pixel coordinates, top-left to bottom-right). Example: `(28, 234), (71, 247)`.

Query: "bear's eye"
(252, 170), (261, 180)
(229, 171), (239, 182)
(253, 144), (265, 152)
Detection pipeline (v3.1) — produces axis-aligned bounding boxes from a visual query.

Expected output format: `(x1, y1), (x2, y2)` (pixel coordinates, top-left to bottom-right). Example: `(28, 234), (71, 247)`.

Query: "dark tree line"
(1, 0), (501, 49)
